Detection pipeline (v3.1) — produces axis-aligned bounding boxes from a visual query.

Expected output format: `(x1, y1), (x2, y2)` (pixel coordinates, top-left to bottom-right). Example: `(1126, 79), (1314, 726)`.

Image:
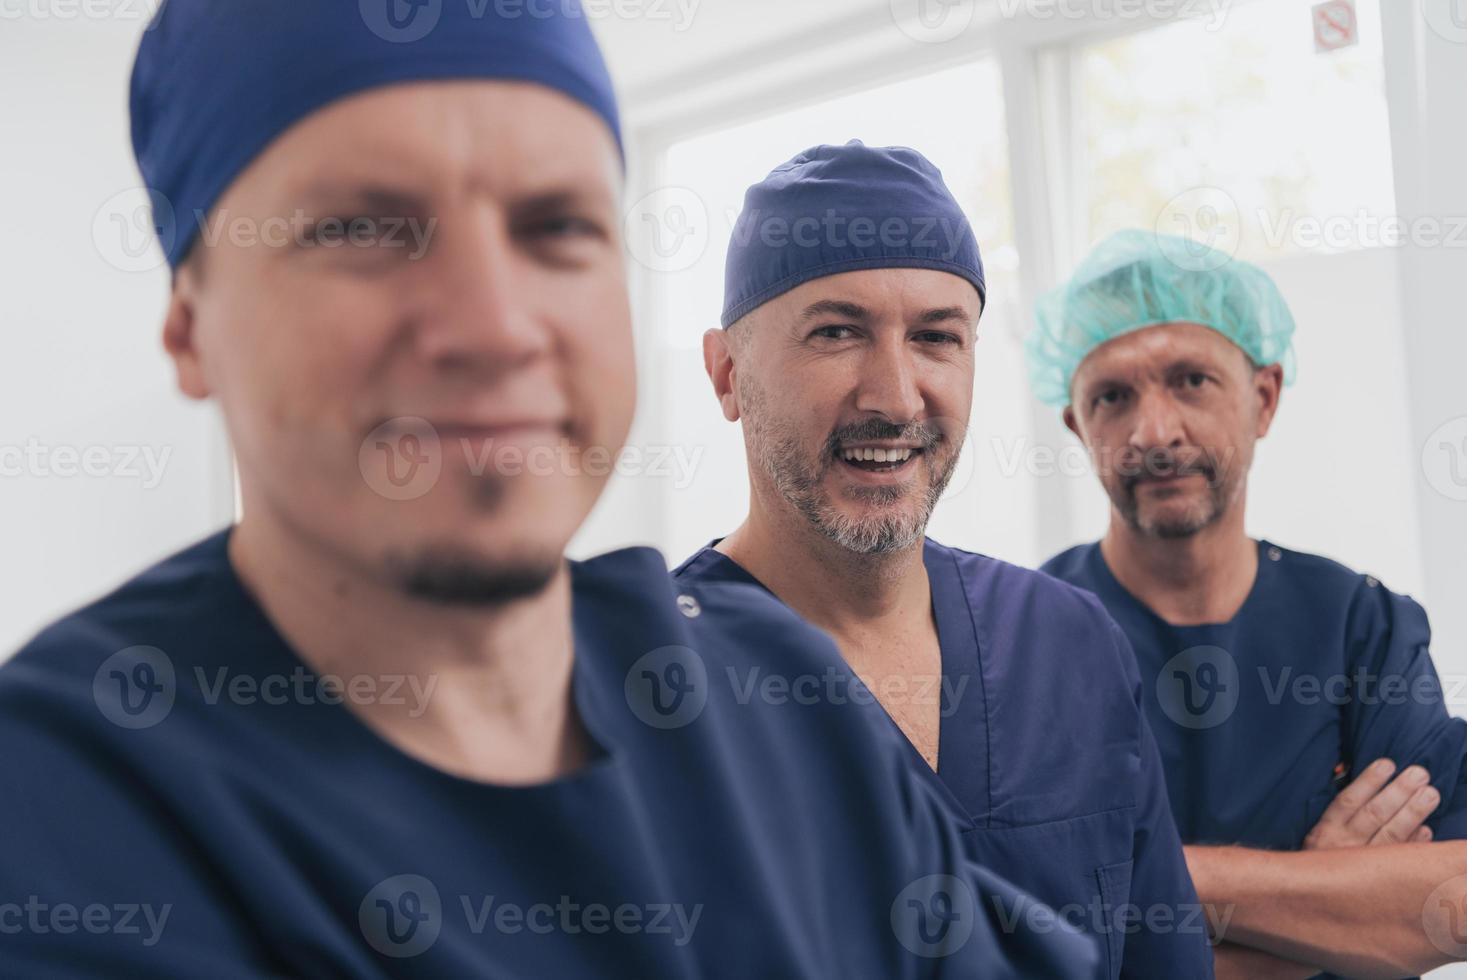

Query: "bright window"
(1076, 0), (1396, 260)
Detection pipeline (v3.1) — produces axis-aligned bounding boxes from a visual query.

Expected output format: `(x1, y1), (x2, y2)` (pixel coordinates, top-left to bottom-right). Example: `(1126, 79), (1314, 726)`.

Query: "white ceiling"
(590, 0), (895, 102)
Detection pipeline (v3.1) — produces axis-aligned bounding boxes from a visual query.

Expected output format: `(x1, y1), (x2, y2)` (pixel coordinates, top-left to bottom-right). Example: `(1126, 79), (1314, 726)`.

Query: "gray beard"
(1116, 481), (1229, 540)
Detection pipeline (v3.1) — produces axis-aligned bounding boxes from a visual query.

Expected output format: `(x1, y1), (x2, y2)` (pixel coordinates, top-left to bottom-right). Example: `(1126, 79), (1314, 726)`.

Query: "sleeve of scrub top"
(1340, 583), (1467, 840)
(0, 707), (295, 979)
(1106, 619), (1219, 979)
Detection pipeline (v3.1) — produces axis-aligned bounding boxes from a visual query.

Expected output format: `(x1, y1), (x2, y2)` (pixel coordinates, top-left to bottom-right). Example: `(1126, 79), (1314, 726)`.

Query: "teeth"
(842, 447), (914, 463)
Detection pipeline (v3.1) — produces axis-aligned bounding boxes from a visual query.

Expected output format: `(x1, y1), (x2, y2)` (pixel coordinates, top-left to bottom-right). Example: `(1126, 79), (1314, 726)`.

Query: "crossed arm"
(1191, 760), (1467, 979)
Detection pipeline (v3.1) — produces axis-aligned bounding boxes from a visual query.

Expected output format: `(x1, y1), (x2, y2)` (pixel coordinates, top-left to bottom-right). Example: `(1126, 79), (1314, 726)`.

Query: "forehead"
(226, 80), (621, 203)
(1075, 321), (1246, 381)
(764, 267), (982, 324)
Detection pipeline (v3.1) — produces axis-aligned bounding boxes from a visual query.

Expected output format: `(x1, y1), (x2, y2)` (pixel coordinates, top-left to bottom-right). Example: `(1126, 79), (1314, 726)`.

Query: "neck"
(716, 486), (931, 647)
(1100, 500), (1257, 626)
(227, 496), (588, 784)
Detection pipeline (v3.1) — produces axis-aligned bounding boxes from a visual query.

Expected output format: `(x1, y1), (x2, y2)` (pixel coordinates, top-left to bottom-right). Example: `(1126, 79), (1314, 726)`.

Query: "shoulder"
(1, 531), (233, 707)
(575, 545), (846, 675)
(1266, 541), (1428, 630)
(1038, 541), (1096, 584)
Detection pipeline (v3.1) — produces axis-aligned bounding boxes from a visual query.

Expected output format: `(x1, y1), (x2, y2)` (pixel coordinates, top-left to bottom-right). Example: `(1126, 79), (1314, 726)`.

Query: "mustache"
(1118, 449), (1220, 488)
(823, 419), (945, 456)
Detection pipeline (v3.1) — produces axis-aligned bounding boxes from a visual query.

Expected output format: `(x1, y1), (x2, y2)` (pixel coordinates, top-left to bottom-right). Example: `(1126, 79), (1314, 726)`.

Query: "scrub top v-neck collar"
(1084, 537), (1280, 636)
(681, 539), (981, 808)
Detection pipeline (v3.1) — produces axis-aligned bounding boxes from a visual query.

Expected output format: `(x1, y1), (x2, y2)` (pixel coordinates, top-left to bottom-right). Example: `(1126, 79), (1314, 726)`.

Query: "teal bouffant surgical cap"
(1026, 230), (1298, 407)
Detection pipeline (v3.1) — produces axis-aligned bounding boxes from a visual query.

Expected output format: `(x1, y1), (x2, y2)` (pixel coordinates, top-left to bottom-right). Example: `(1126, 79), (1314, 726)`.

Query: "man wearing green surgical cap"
(1036, 229), (1467, 979)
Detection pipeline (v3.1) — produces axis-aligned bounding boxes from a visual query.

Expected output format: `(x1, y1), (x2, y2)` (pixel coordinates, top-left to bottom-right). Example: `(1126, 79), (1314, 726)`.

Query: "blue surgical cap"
(1027, 230), (1298, 407)
(131, 0), (622, 269)
(721, 141), (985, 328)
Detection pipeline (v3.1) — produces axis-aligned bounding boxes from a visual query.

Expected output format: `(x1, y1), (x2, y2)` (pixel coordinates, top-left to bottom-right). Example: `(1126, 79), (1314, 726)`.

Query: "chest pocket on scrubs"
(1096, 860), (1135, 979)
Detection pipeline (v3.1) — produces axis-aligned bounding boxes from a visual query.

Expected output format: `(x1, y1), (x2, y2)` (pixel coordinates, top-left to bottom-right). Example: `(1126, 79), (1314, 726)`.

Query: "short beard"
(383, 545), (560, 606)
(740, 375), (957, 556)
(1112, 459), (1233, 540)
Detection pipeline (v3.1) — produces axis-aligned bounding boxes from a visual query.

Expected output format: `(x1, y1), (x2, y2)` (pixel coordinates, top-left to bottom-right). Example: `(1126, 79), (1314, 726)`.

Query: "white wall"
(1, 13), (233, 656)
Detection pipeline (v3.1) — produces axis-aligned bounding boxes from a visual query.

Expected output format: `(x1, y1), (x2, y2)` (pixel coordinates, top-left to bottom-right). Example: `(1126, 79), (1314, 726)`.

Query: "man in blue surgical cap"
(675, 142), (1215, 978)
(0, 6), (1103, 978)
(1035, 229), (1467, 978)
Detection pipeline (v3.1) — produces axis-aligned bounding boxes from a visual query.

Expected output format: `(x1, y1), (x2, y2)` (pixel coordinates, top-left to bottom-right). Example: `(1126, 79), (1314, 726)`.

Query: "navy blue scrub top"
(0, 530), (1102, 979)
(675, 538), (1216, 980)
(1044, 539), (1467, 979)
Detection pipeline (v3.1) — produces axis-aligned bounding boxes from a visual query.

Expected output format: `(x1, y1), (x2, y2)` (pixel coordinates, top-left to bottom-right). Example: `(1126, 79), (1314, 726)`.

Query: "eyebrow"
(917, 306), (973, 326)
(798, 299), (870, 323)
(796, 301), (975, 327)
(296, 183), (431, 215)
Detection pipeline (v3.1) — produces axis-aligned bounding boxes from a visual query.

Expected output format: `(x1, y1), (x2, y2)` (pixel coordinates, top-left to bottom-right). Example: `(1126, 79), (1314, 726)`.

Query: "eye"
(811, 325), (857, 341)
(1181, 372), (1208, 389)
(1094, 388), (1127, 409)
(523, 215), (604, 241)
(915, 331), (962, 346)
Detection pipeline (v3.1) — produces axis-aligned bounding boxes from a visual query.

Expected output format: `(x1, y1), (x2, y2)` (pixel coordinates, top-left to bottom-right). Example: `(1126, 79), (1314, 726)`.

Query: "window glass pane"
(1078, 0), (1396, 260)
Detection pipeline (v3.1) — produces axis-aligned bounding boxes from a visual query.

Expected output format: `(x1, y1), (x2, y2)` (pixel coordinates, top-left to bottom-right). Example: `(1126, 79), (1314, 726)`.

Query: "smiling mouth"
(836, 445), (924, 474)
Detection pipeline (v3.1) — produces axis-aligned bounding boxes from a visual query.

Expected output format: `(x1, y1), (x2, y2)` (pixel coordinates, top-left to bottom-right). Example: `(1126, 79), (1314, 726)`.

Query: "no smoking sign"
(1313, 0), (1359, 53)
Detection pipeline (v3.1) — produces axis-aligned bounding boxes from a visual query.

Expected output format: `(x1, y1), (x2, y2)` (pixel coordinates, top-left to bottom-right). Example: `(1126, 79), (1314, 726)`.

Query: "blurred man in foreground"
(0, 6), (1100, 977)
